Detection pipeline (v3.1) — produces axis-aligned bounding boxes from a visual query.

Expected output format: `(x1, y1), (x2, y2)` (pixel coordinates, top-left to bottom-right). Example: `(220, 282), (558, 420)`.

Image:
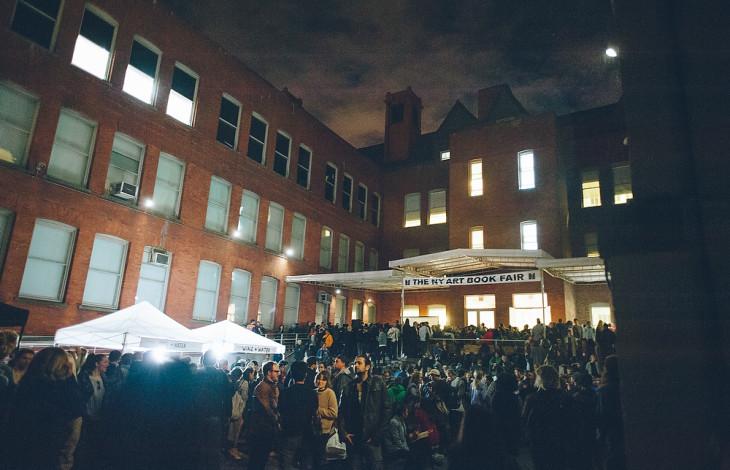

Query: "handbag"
(325, 429), (347, 460)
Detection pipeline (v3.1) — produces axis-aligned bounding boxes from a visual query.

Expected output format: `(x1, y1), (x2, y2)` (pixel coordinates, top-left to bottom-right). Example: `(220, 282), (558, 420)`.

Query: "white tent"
(54, 301), (203, 352)
(192, 320), (286, 355)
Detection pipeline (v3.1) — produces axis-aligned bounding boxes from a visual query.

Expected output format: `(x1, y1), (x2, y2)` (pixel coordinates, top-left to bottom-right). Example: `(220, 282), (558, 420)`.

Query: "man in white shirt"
(418, 323), (432, 355)
(387, 324), (400, 359)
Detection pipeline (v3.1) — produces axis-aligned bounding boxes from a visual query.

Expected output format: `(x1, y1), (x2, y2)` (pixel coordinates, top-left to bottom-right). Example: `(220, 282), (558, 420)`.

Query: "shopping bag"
(326, 429), (347, 460)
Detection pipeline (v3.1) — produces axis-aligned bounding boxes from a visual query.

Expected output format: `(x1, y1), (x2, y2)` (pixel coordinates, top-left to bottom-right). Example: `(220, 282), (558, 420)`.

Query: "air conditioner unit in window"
(150, 248), (170, 265)
(111, 182), (137, 200)
(317, 292), (332, 304)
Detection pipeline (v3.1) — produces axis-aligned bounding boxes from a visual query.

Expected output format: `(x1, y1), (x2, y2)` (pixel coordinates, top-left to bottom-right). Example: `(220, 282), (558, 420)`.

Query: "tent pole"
(540, 269), (546, 325)
(122, 332), (128, 353)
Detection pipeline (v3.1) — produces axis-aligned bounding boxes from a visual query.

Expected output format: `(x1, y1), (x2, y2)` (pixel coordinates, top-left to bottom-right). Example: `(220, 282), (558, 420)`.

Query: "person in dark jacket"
(332, 354), (353, 404)
(569, 372), (598, 470)
(339, 355), (392, 470)
(247, 361), (281, 470)
(597, 355), (626, 470)
(278, 361), (318, 470)
(193, 350), (233, 470)
(492, 372), (522, 468)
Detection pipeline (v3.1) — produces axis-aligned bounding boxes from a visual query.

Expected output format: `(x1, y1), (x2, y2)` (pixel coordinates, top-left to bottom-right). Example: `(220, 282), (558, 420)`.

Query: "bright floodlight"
(144, 198), (154, 208)
(605, 47), (618, 58)
(285, 248), (295, 257)
(151, 347), (168, 363)
(335, 288), (342, 295)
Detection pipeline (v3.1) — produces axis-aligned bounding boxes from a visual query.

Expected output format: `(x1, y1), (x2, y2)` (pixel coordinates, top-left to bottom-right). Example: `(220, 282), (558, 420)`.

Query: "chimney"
(384, 87), (422, 162)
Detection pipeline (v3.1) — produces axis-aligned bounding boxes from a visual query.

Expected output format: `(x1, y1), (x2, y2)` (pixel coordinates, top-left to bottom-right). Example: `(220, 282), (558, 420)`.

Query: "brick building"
(0, 0), (624, 336)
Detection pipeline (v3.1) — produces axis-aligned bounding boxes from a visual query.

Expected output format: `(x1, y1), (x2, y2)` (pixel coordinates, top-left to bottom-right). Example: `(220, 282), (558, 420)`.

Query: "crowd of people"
(0, 317), (625, 470)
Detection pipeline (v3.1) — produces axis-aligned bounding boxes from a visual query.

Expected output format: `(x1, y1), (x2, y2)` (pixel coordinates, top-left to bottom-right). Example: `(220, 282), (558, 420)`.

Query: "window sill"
(16, 297), (67, 308)
(103, 194), (139, 208)
(264, 248), (286, 259)
(78, 304), (117, 314)
(191, 318), (216, 324)
(44, 176), (92, 193)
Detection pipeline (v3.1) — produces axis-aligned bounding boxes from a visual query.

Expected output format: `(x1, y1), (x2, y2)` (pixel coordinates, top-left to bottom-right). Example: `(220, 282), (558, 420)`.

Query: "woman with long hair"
(313, 370), (338, 467)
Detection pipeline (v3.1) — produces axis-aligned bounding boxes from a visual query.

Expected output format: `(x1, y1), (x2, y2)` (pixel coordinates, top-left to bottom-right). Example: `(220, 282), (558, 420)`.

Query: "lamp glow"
(605, 47), (618, 58)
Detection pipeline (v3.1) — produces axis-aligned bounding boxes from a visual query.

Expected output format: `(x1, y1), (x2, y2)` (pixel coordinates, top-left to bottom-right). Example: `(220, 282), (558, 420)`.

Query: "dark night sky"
(164, 0), (622, 148)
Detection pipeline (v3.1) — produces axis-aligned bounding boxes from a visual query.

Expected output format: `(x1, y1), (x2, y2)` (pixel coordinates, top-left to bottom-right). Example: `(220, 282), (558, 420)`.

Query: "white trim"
(325, 162), (338, 204)
(297, 144), (312, 189)
(357, 183), (368, 221)
(248, 112), (268, 165)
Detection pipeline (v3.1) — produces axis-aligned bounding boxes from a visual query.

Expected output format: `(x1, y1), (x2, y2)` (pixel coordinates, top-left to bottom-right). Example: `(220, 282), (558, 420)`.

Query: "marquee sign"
(403, 270), (541, 287)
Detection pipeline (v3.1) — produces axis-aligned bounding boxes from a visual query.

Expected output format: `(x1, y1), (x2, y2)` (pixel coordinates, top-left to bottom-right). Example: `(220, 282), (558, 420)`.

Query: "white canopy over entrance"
(54, 301), (203, 352)
(192, 320), (285, 355)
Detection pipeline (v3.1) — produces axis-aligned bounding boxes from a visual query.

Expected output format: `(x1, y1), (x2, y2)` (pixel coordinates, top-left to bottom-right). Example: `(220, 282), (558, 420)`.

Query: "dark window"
(357, 185), (367, 220)
(216, 96), (240, 149)
(296, 146), (311, 188)
(273, 132), (290, 176)
(390, 103), (404, 124)
(342, 175), (353, 211)
(325, 164), (337, 203)
(11, 0), (61, 48)
(171, 67), (197, 101)
(129, 40), (159, 78)
(79, 8), (114, 50)
(247, 115), (267, 163)
(370, 193), (380, 226)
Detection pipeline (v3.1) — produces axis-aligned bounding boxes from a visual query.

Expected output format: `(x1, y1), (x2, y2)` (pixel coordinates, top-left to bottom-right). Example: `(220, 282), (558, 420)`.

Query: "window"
(19, 219), (76, 301)
(47, 110), (96, 187)
(123, 37), (160, 104)
(71, 6), (116, 80)
(11, 0), (62, 48)
(290, 213), (306, 260)
(319, 227), (333, 269)
(518, 150), (535, 189)
(337, 234), (350, 272)
(81, 235), (128, 309)
(402, 305), (419, 317)
(428, 304), (448, 326)
(192, 260), (221, 321)
(342, 174), (353, 211)
(354, 242), (364, 272)
(216, 95), (241, 149)
(520, 221), (538, 250)
(247, 113), (267, 164)
(591, 303), (612, 326)
(283, 284), (300, 326)
(440, 150), (450, 161)
(465, 295), (495, 328)
(151, 153), (185, 218)
(470, 226), (484, 249)
(258, 276), (278, 329)
(236, 190), (259, 243)
(585, 232), (599, 257)
(166, 64), (198, 125)
(205, 176), (232, 233)
(324, 163), (337, 203)
(296, 146), (312, 188)
(370, 193), (381, 227)
(273, 131), (291, 176)
(357, 184), (368, 220)
(265, 202), (285, 252)
(581, 170), (601, 208)
(368, 248), (378, 270)
(469, 159), (483, 196)
(228, 269), (251, 325)
(510, 293), (550, 328)
(404, 193), (421, 227)
(135, 246), (172, 310)
(351, 299), (363, 320)
(0, 83), (39, 166)
(105, 133), (144, 201)
(403, 248), (420, 258)
(613, 164), (633, 204)
(428, 189), (447, 224)
(0, 208), (14, 273)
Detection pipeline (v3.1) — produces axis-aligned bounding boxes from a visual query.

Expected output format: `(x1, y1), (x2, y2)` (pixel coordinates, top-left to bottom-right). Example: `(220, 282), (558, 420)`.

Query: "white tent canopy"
(193, 320), (286, 355)
(54, 301), (203, 352)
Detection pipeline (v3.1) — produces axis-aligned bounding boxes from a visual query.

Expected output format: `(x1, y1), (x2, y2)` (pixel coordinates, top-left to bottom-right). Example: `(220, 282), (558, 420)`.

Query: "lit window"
(404, 193), (421, 227)
(106, 133), (144, 201)
(581, 170), (601, 208)
(19, 219), (76, 302)
(166, 64), (198, 125)
(47, 109), (97, 187)
(273, 131), (291, 177)
(283, 284), (300, 325)
(151, 153), (185, 218)
(351, 299), (363, 321)
(368, 248), (379, 270)
(428, 189), (447, 224)
(469, 159), (483, 196)
(0, 82), (39, 166)
(440, 150), (450, 161)
(135, 246), (172, 310)
(465, 294), (496, 328)
(71, 7), (116, 80)
(354, 242), (365, 272)
(520, 220), (538, 250)
(192, 260), (221, 321)
(11, 0), (62, 49)
(290, 213), (306, 260)
(82, 234), (128, 309)
(591, 303), (612, 326)
(613, 164), (633, 204)
(585, 232), (599, 257)
(518, 150), (535, 189)
(342, 174), (353, 211)
(296, 146), (312, 189)
(510, 293), (550, 328)
(236, 190), (259, 243)
(229, 269), (251, 324)
(247, 114), (268, 164)
(370, 193), (381, 227)
(357, 184), (368, 220)
(265, 202), (285, 253)
(258, 276), (278, 329)
(319, 227), (333, 269)
(324, 163), (337, 203)
(123, 38), (160, 104)
(216, 95), (241, 149)
(470, 226), (484, 249)
(205, 176), (232, 233)
(337, 234), (350, 272)
(428, 304), (448, 326)
(402, 305), (419, 317)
